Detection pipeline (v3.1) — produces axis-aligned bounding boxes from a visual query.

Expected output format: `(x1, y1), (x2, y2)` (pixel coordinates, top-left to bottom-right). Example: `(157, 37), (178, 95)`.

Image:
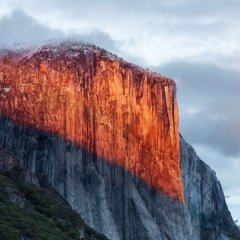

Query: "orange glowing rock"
(0, 43), (184, 201)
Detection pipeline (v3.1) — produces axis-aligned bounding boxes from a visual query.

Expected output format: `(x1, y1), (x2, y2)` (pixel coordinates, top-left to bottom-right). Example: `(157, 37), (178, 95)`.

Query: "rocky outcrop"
(180, 136), (240, 240)
(0, 147), (40, 186)
(0, 117), (191, 240)
(0, 148), (109, 240)
(0, 42), (183, 201)
(0, 42), (239, 240)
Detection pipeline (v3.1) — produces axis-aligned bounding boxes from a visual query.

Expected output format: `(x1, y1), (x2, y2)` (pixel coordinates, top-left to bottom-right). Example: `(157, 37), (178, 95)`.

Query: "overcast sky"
(0, 0), (239, 221)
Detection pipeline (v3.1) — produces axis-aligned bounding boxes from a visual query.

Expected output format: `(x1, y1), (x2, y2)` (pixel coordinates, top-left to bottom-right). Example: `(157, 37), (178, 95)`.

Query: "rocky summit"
(0, 41), (239, 240)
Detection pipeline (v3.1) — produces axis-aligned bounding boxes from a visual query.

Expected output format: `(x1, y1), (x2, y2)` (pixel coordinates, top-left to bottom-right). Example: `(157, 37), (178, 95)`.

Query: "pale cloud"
(226, 194), (240, 205)
(192, 143), (240, 221)
(186, 106), (202, 115)
(0, 1), (14, 18)
(1, 0), (240, 68)
(153, 61), (240, 151)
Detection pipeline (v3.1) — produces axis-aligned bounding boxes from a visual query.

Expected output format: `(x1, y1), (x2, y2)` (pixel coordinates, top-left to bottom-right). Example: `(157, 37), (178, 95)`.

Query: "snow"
(24, 40), (119, 62)
(20, 40), (174, 86)
(0, 87), (11, 93)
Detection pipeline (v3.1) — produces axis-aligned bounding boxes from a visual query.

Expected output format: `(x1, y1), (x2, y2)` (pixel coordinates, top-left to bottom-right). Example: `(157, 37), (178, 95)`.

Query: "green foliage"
(0, 172), (108, 240)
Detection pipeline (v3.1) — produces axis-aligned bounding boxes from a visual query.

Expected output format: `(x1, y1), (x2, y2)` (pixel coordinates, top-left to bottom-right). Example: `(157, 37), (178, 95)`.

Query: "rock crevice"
(0, 42), (239, 240)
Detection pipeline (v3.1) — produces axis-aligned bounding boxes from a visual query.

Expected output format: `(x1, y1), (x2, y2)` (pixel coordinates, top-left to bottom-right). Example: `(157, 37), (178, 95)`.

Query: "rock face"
(180, 136), (240, 240)
(0, 42), (183, 201)
(0, 42), (239, 240)
(0, 148), (109, 240)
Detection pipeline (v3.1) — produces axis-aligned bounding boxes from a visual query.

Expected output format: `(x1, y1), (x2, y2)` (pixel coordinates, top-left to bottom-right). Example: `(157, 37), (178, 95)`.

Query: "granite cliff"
(0, 148), (109, 240)
(0, 41), (239, 240)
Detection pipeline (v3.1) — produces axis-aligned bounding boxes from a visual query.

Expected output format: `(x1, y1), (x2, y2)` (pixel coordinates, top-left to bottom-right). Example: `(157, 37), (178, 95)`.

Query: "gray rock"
(180, 135), (240, 240)
(0, 116), (239, 239)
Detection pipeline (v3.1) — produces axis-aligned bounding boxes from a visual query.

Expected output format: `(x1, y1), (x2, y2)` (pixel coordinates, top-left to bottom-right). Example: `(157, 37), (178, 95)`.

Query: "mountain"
(0, 41), (239, 240)
(0, 148), (109, 240)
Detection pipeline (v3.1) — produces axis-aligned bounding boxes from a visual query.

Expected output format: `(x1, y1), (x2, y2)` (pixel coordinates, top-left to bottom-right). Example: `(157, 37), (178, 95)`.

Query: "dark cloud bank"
(152, 62), (240, 158)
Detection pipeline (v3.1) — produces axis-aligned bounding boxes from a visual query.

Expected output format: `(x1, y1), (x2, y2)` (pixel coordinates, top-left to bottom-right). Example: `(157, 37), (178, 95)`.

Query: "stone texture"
(0, 42), (239, 240)
(0, 117), (191, 240)
(180, 136), (240, 240)
(0, 42), (183, 201)
(0, 147), (39, 186)
(0, 148), (109, 240)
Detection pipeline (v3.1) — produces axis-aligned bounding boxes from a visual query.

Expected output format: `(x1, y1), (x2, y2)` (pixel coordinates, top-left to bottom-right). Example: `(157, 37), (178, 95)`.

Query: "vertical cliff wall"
(0, 42), (183, 201)
(180, 136), (240, 240)
(0, 42), (239, 240)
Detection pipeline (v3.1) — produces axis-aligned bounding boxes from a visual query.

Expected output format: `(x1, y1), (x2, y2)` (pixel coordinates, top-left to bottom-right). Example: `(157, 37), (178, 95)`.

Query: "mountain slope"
(180, 136), (240, 240)
(0, 148), (109, 240)
(0, 41), (239, 240)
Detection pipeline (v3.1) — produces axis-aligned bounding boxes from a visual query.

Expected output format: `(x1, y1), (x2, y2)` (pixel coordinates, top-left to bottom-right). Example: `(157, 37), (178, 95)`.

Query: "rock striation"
(0, 148), (109, 240)
(180, 136), (240, 240)
(0, 41), (239, 240)
(0, 42), (183, 201)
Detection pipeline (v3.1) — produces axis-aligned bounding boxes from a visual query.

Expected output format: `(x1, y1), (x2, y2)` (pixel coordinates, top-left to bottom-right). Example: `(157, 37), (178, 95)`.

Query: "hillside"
(0, 148), (109, 240)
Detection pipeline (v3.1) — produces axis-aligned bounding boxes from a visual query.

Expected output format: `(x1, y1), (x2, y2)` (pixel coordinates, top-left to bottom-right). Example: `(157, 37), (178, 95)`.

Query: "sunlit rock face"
(0, 42), (183, 202)
(0, 42), (239, 240)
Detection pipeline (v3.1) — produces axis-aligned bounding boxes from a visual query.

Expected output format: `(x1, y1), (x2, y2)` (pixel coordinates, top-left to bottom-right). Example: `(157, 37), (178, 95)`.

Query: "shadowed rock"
(0, 42), (239, 239)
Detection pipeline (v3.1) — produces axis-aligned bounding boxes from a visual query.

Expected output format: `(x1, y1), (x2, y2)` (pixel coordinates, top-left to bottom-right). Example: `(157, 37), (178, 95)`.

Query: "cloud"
(0, 10), (64, 47)
(193, 144), (240, 187)
(151, 60), (240, 221)
(151, 61), (240, 157)
(1, 0), (239, 68)
(0, 10), (119, 54)
(1, 3), (238, 160)
(192, 143), (240, 221)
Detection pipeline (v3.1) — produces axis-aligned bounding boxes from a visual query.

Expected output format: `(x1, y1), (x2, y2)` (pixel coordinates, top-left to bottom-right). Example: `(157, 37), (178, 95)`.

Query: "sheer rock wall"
(0, 42), (239, 240)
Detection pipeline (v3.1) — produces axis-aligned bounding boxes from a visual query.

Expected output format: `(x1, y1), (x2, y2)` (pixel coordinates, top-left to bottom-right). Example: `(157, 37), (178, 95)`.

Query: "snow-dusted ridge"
(0, 39), (176, 89)
(25, 40), (120, 61)
(21, 40), (176, 87)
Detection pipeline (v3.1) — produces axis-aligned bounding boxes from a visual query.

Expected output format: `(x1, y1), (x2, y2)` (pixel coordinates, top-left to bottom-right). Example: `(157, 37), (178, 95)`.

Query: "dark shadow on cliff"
(180, 135), (240, 240)
(0, 148), (109, 240)
(0, 115), (190, 240)
(1, 115), (239, 240)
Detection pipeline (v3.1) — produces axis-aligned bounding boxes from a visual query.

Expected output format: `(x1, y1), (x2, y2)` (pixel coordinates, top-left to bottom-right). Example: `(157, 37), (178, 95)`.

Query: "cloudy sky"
(0, 0), (239, 221)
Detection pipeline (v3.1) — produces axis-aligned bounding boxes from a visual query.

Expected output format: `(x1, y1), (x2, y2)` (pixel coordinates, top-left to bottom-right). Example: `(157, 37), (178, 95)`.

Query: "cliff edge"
(0, 41), (239, 240)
